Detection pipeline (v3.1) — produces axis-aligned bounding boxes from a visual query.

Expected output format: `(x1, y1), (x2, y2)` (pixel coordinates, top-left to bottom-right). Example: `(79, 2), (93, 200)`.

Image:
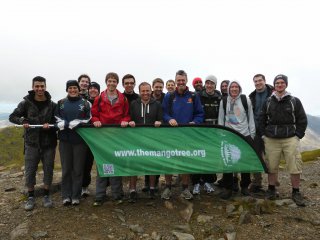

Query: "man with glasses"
(122, 74), (139, 104)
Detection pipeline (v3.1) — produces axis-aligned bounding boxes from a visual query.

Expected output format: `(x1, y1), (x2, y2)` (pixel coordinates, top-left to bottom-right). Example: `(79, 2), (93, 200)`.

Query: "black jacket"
(9, 91), (57, 148)
(200, 89), (222, 124)
(249, 84), (274, 113)
(130, 98), (162, 124)
(259, 94), (307, 139)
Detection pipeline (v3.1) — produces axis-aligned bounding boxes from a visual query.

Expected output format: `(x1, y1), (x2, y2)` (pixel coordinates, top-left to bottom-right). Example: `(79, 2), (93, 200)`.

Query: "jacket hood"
(228, 80), (242, 98)
(136, 97), (157, 105)
(25, 90), (52, 102)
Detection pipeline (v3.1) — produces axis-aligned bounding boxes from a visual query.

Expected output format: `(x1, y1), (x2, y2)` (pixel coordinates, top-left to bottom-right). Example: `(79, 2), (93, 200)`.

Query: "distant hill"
(307, 114), (320, 135)
(0, 113), (9, 121)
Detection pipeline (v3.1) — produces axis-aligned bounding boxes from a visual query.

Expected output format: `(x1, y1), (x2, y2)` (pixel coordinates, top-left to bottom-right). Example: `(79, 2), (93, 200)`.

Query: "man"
(192, 75), (221, 195)
(9, 76), (57, 210)
(162, 70), (204, 200)
(220, 80), (230, 97)
(259, 74), (307, 206)
(122, 74), (139, 103)
(166, 79), (175, 93)
(78, 74), (91, 99)
(192, 77), (203, 93)
(152, 78), (165, 103)
(81, 81), (101, 197)
(218, 80), (255, 199)
(91, 72), (130, 206)
(128, 82), (163, 202)
(248, 74), (273, 193)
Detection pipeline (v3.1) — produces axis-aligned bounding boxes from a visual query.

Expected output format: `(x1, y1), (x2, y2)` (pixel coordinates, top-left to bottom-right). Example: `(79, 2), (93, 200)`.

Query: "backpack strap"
(240, 94), (249, 121)
(168, 92), (175, 116)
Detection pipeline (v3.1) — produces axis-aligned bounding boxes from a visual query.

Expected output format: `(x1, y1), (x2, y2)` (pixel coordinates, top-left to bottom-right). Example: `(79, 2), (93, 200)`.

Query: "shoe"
(81, 187), (90, 197)
(180, 189), (193, 200)
(241, 187), (251, 196)
(142, 185), (150, 193)
(215, 178), (224, 187)
(128, 191), (137, 203)
(265, 189), (277, 200)
(219, 189), (232, 200)
(204, 182), (215, 194)
(72, 199), (80, 206)
(25, 197), (35, 211)
(62, 198), (71, 206)
(192, 183), (201, 195)
(93, 199), (103, 207)
(161, 188), (172, 200)
(149, 189), (155, 199)
(43, 195), (53, 208)
(292, 192), (306, 207)
(250, 185), (265, 194)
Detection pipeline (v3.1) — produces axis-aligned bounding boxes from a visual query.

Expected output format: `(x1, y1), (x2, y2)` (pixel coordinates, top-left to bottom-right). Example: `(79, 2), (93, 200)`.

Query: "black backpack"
(222, 94), (249, 124)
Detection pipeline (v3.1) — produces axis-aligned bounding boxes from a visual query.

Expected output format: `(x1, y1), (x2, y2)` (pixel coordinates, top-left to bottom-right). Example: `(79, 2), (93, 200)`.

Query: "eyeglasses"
(124, 82), (135, 85)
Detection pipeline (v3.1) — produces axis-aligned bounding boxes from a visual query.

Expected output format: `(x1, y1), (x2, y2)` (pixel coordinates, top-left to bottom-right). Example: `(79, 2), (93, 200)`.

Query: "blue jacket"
(162, 88), (204, 124)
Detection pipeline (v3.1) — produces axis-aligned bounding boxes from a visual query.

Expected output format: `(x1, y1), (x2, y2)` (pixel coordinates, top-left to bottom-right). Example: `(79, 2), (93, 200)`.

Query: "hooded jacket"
(218, 81), (256, 138)
(130, 98), (163, 124)
(200, 89), (222, 124)
(9, 90), (57, 148)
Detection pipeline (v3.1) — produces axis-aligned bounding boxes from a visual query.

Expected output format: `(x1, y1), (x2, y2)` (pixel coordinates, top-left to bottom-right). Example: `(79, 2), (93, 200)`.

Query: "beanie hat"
(205, 75), (217, 85)
(192, 77), (202, 87)
(273, 74), (288, 86)
(89, 81), (100, 93)
(66, 80), (80, 92)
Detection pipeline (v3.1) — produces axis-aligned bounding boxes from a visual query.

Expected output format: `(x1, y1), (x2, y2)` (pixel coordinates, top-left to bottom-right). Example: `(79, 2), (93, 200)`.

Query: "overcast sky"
(1, 0), (319, 115)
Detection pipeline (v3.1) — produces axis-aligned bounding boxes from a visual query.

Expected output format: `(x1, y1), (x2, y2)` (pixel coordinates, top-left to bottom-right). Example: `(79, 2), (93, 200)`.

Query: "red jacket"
(91, 89), (130, 124)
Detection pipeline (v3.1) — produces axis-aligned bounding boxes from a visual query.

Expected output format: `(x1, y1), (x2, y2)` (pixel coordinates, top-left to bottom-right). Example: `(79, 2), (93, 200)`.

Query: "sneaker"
(292, 192), (306, 207)
(72, 199), (80, 206)
(43, 195), (53, 208)
(81, 187), (90, 197)
(149, 189), (155, 199)
(25, 197), (35, 211)
(265, 189), (277, 200)
(161, 187), (172, 200)
(93, 199), (103, 207)
(128, 191), (137, 203)
(219, 189), (232, 200)
(192, 183), (201, 195)
(204, 182), (215, 194)
(62, 198), (71, 206)
(180, 189), (193, 200)
(241, 187), (251, 196)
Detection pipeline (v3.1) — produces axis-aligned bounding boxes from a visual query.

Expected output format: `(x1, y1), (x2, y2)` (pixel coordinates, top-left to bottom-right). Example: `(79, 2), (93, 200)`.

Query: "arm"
(294, 97), (308, 139)
(9, 101), (27, 125)
(247, 98), (256, 139)
(192, 94), (204, 124)
(218, 101), (225, 126)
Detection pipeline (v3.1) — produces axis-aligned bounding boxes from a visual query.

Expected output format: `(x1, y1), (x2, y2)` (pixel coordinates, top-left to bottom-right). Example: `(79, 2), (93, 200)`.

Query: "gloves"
(69, 119), (81, 129)
(56, 120), (65, 130)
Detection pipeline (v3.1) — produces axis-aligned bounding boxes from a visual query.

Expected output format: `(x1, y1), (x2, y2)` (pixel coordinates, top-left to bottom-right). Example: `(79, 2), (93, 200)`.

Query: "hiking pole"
(15, 124), (55, 128)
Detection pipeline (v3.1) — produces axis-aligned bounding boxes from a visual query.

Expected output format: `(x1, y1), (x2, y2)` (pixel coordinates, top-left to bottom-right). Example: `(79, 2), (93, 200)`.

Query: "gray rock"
(173, 224), (191, 233)
(238, 211), (251, 224)
(172, 231), (195, 240)
(113, 208), (124, 214)
(129, 224), (144, 234)
(9, 172), (24, 178)
(32, 231), (48, 239)
(10, 222), (28, 240)
(180, 203), (193, 222)
(224, 232), (236, 240)
(275, 199), (294, 206)
(116, 213), (126, 223)
(151, 231), (161, 240)
(226, 204), (236, 217)
(197, 215), (213, 223)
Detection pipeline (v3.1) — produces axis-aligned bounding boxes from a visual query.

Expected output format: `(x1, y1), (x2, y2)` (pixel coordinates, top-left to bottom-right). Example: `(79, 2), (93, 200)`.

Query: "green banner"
(77, 126), (266, 177)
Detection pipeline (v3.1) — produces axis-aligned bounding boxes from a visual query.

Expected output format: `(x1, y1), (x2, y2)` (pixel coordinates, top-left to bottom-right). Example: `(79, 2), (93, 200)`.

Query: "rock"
(0, 166), (7, 171)
(114, 208), (124, 214)
(238, 211), (251, 224)
(32, 231), (48, 239)
(9, 172), (24, 178)
(197, 215), (213, 223)
(311, 220), (320, 226)
(226, 204), (236, 217)
(151, 231), (161, 240)
(108, 235), (115, 239)
(204, 236), (216, 240)
(164, 201), (174, 209)
(309, 182), (318, 188)
(116, 213), (126, 223)
(5, 186), (16, 192)
(224, 232), (236, 240)
(173, 224), (191, 233)
(180, 203), (193, 222)
(10, 222), (28, 239)
(129, 224), (144, 234)
(89, 213), (99, 220)
(172, 231), (195, 240)
(275, 199), (294, 206)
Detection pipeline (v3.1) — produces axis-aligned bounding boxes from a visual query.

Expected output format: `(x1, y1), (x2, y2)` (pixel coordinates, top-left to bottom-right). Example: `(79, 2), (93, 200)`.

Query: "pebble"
(197, 214), (213, 223)
(129, 224), (144, 234)
(172, 231), (195, 240)
(32, 231), (48, 239)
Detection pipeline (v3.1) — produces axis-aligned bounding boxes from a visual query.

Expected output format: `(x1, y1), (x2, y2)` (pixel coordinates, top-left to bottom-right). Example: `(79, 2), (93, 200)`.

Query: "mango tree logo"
(221, 140), (241, 167)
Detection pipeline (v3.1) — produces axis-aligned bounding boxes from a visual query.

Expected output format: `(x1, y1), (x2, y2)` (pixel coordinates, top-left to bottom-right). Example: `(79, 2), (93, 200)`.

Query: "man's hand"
(189, 121), (195, 125)
(129, 121), (136, 127)
(154, 121), (161, 127)
(121, 121), (129, 127)
(43, 123), (50, 129)
(93, 121), (102, 128)
(23, 123), (30, 129)
(169, 119), (178, 127)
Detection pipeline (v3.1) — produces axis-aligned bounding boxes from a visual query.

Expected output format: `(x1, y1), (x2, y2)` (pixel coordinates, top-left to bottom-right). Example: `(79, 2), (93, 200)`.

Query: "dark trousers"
(191, 174), (217, 185)
(82, 148), (94, 188)
(222, 173), (251, 189)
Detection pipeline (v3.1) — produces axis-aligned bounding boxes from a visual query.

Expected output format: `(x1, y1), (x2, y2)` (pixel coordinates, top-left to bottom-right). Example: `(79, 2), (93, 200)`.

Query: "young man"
(152, 78), (165, 103)
(248, 74), (273, 193)
(128, 82), (163, 202)
(166, 79), (175, 93)
(259, 74), (307, 206)
(162, 70), (204, 200)
(122, 74), (139, 103)
(192, 75), (222, 195)
(218, 81), (256, 199)
(91, 72), (130, 206)
(9, 76), (57, 211)
(220, 80), (230, 97)
(192, 77), (203, 93)
(78, 74), (91, 99)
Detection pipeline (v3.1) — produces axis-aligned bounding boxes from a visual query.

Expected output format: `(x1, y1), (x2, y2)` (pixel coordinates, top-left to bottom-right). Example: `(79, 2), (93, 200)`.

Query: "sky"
(1, 0), (319, 115)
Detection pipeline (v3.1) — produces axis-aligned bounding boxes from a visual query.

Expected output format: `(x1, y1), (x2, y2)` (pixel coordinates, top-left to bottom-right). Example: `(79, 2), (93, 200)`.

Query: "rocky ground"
(1, 160), (320, 240)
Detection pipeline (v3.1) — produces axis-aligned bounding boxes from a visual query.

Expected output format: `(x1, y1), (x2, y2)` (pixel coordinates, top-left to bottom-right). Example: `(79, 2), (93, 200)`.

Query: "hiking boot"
(43, 195), (53, 208)
(192, 183), (201, 195)
(250, 185), (265, 194)
(72, 199), (80, 206)
(292, 192), (306, 207)
(219, 189), (232, 200)
(62, 198), (71, 206)
(204, 182), (215, 194)
(214, 178), (224, 188)
(180, 189), (193, 200)
(233, 177), (239, 192)
(241, 187), (251, 196)
(149, 189), (155, 199)
(128, 191), (137, 203)
(25, 197), (35, 211)
(93, 199), (103, 207)
(81, 187), (90, 197)
(161, 188), (172, 200)
(265, 189), (277, 200)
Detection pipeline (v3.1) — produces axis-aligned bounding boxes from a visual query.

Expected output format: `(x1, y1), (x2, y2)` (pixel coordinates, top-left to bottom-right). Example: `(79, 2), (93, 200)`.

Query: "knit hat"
(273, 74), (288, 86)
(66, 80), (80, 92)
(192, 77), (202, 87)
(89, 81), (100, 93)
(205, 75), (217, 85)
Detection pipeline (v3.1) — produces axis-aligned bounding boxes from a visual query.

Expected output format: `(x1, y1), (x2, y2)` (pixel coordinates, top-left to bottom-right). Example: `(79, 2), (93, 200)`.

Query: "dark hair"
(78, 74), (91, 83)
(152, 78), (164, 87)
(32, 76), (46, 86)
(138, 82), (151, 91)
(166, 79), (175, 85)
(175, 70), (187, 77)
(122, 74), (135, 85)
(105, 72), (119, 83)
(253, 74), (265, 81)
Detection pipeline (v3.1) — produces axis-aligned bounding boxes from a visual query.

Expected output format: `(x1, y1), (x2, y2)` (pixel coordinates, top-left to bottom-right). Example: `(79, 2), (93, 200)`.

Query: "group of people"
(9, 70), (308, 211)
